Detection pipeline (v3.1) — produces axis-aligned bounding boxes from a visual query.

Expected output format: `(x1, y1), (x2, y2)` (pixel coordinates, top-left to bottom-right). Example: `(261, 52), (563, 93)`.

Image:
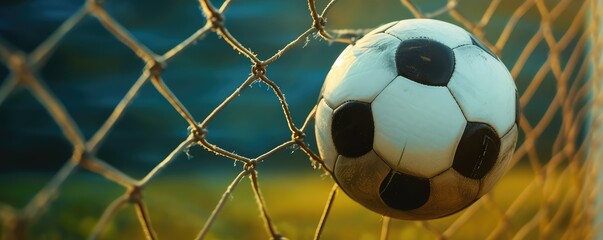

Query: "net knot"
(86, 0), (105, 11)
(127, 186), (143, 203)
(191, 127), (208, 140)
(292, 130), (305, 143)
(70, 146), (90, 165)
(251, 64), (266, 76)
(313, 16), (327, 30)
(252, 64), (266, 76)
(208, 12), (224, 29)
(244, 161), (257, 172)
(148, 60), (166, 76)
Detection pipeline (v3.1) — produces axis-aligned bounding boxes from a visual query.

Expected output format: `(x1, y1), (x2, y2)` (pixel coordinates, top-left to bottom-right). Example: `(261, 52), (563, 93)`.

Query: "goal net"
(0, 0), (601, 239)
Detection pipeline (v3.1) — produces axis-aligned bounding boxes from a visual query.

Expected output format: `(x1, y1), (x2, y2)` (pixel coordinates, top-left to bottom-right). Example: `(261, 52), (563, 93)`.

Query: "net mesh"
(0, 0), (601, 239)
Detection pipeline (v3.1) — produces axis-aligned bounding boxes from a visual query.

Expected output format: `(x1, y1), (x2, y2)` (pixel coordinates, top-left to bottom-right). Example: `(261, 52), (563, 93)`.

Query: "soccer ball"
(314, 19), (519, 220)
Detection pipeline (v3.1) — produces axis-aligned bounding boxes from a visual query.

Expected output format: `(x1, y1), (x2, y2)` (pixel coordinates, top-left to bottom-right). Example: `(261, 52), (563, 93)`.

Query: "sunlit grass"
(0, 166), (573, 239)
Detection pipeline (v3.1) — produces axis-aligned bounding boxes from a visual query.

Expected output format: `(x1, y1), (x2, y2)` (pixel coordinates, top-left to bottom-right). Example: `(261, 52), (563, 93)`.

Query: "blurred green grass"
(0, 166), (571, 239)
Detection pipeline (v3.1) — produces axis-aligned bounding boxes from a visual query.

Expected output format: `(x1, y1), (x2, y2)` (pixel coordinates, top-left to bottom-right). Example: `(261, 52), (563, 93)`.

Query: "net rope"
(0, 0), (601, 239)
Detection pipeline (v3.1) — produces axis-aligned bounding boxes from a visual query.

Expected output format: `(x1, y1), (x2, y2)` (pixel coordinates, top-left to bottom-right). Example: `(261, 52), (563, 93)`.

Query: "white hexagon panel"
(448, 45), (517, 136)
(385, 19), (472, 48)
(314, 99), (337, 171)
(321, 33), (400, 108)
(372, 77), (467, 178)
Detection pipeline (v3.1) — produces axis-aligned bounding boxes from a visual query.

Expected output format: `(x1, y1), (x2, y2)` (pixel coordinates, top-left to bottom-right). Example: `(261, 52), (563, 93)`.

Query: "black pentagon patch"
(470, 35), (497, 59)
(332, 101), (374, 158)
(453, 122), (501, 179)
(379, 171), (430, 211)
(395, 38), (454, 86)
